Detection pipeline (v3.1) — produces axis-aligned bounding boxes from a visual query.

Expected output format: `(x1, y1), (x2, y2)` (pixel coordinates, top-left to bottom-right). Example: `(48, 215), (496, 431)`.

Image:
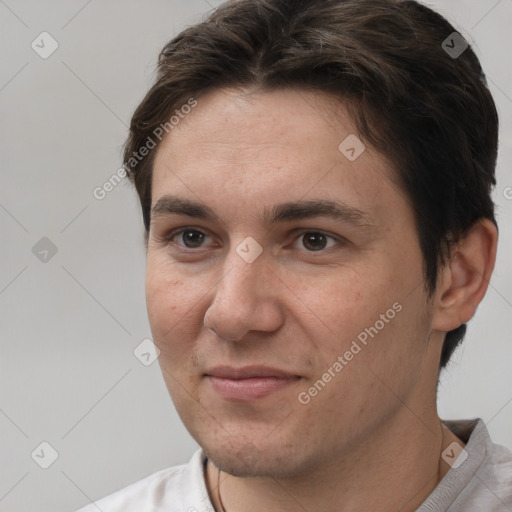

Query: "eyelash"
(163, 227), (343, 253)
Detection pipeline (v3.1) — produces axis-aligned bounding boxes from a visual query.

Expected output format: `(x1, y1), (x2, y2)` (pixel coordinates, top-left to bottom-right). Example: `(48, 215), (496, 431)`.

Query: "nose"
(203, 245), (285, 342)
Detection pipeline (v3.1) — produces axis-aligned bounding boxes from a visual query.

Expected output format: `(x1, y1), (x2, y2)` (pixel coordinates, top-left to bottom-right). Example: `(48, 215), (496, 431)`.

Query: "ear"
(431, 219), (498, 332)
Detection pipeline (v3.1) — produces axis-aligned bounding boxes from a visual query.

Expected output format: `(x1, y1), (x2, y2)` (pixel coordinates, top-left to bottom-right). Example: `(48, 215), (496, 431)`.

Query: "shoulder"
(450, 419), (512, 510)
(74, 449), (213, 512)
(481, 437), (512, 490)
(456, 440), (512, 510)
(418, 419), (512, 511)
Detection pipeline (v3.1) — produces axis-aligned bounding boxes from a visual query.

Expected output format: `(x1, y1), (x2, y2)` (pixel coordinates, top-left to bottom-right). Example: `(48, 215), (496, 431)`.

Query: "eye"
(169, 228), (212, 249)
(163, 228), (342, 253)
(293, 231), (338, 252)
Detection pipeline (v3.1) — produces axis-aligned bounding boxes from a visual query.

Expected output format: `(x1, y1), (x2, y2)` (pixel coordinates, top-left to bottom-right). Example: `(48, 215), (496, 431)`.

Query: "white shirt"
(75, 419), (512, 512)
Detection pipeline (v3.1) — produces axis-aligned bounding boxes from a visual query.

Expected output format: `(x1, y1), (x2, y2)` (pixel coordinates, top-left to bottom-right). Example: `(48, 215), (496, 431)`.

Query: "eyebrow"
(151, 194), (376, 228)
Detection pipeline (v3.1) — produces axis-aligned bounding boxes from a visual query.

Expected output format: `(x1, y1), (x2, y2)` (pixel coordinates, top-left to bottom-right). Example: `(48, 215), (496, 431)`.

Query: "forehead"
(150, 87), (403, 224)
(156, 87), (356, 158)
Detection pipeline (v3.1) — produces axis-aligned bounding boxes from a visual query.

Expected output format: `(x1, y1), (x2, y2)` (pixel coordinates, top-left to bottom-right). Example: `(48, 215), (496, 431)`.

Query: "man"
(77, 0), (512, 510)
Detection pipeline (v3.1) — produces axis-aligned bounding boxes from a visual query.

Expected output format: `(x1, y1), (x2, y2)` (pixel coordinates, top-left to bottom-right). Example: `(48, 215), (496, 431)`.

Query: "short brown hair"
(123, 0), (499, 369)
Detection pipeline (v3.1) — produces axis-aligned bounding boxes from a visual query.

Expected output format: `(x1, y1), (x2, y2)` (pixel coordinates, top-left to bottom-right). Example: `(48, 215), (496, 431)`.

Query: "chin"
(201, 439), (306, 479)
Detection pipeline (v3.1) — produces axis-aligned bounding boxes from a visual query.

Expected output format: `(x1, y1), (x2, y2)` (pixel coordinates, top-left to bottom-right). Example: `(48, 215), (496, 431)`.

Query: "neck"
(205, 412), (463, 512)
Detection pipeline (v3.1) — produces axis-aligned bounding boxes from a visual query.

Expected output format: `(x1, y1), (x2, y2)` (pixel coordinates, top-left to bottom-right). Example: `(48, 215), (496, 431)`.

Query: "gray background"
(0, 0), (511, 511)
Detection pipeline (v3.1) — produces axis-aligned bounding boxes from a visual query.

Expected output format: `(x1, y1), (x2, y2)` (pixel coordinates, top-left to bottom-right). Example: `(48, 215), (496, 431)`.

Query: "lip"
(204, 366), (301, 400)
(205, 365), (299, 379)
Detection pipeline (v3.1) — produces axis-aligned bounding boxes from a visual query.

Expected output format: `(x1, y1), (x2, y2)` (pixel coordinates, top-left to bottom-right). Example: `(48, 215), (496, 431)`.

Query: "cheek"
(145, 272), (179, 332)
(286, 267), (389, 346)
(145, 257), (205, 354)
(289, 262), (425, 380)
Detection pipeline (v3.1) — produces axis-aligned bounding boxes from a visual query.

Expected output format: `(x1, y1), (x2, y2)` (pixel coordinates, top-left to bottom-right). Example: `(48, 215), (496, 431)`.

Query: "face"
(146, 87), (437, 478)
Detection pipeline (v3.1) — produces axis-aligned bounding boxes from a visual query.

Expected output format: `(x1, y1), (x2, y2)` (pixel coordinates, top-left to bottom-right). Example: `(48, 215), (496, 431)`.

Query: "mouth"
(204, 366), (302, 401)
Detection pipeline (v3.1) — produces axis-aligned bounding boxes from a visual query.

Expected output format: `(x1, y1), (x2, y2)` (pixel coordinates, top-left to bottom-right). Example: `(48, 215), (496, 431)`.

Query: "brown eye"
(296, 231), (337, 252)
(172, 229), (209, 248)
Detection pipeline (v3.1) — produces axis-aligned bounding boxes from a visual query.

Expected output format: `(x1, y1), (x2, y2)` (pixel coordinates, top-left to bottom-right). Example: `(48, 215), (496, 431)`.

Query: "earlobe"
(432, 219), (498, 332)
